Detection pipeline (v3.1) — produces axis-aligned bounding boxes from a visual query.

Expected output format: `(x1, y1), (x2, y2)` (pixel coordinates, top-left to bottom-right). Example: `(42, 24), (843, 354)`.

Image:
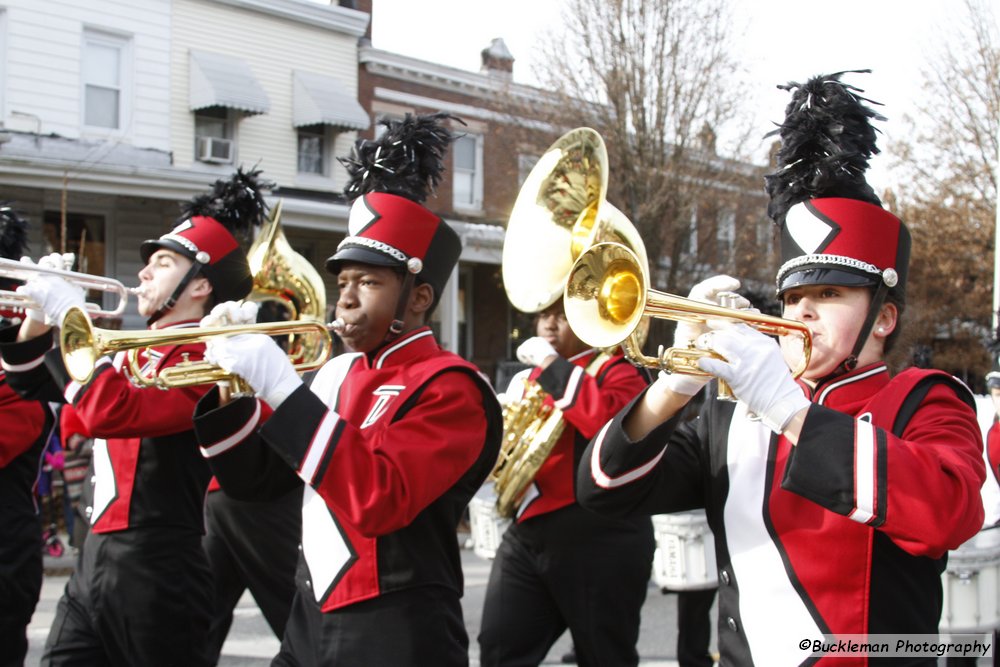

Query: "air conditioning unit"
(196, 136), (234, 164)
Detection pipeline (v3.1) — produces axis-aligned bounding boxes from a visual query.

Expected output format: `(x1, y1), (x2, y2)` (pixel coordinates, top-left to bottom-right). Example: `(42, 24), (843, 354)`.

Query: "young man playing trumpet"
(0, 175), (263, 666)
(191, 114), (503, 666)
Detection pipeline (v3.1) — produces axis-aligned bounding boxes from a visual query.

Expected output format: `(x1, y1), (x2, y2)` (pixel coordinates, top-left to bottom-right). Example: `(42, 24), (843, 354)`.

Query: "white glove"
(16, 275), (87, 326)
(205, 333), (302, 407)
(662, 275), (746, 397)
(200, 300), (259, 328)
(695, 323), (810, 433)
(29, 252), (76, 272)
(516, 336), (558, 367)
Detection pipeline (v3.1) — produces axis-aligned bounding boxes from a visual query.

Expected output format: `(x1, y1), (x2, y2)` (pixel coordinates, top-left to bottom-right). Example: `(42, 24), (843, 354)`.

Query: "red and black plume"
(339, 112), (465, 203)
(178, 166), (272, 241)
(764, 69), (885, 225)
(0, 202), (28, 262)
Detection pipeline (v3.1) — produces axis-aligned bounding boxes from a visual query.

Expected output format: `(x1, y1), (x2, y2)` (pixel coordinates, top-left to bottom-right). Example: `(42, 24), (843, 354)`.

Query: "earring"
(877, 327), (885, 333)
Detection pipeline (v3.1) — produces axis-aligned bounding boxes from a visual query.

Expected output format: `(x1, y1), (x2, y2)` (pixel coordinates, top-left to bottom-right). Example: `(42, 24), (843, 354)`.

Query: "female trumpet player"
(0, 172), (264, 667)
(576, 72), (986, 667)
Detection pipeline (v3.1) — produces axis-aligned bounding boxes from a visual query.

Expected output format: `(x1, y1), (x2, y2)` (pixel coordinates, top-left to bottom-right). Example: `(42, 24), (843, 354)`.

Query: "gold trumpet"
(564, 242), (812, 398)
(60, 305), (332, 389)
(0, 257), (134, 317)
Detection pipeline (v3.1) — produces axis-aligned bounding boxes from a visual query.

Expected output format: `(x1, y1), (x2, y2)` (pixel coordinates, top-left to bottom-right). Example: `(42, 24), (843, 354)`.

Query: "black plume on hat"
(764, 70), (886, 225)
(0, 202), (28, 262)
(339, 112), (465, 203)
(178, 166), (272, 240)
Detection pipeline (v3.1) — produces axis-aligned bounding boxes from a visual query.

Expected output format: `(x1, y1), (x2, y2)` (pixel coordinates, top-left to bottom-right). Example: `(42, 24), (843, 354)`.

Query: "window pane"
(195, 109), (228, 139)
(454, 172), (474, 206)
(85, 42), (120, 87)
(85, 85), (119, 128)
(298, 133), (324, 174)
(454, 136), (476, 170)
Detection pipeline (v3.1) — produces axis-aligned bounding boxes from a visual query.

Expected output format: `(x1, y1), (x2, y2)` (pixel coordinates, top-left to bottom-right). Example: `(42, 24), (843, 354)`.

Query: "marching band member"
(0, 204), (55, 667)
(478, 299), (652, 667)
(191, 113), (503, 667)
(0, 173), (263, 666)
(577, 71), (986, 666)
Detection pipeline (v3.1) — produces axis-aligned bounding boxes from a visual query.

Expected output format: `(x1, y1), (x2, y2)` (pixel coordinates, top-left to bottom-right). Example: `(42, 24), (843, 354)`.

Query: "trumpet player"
(576, 72), (986, 667)
(0, 204), (55, 667)
(0, 176), (263, 667)
(190, 114), (502, 667)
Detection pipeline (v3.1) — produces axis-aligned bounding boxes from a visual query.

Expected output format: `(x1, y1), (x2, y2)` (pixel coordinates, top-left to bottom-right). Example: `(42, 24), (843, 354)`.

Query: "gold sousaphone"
(493, 128), (646, 517)
(60, 201), (332, 389)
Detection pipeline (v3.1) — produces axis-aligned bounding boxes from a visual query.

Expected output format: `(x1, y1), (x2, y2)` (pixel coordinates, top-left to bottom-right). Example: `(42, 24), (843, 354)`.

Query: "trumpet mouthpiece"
(330, 318), (346, 334)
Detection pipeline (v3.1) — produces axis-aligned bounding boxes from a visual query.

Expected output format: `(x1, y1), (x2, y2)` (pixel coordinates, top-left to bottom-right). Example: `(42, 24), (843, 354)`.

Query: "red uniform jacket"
(194, 326), (503, 612)
(513, 349), (647, 521)
(579, 364), (985, 666)
(0, 321), (51, 513)
(0, 323), (211, 534)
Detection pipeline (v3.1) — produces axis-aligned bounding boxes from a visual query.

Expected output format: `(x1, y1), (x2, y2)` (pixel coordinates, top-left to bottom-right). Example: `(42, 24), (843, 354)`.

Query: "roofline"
(203, 0), (370, 36)
(360, 45), (548, 103)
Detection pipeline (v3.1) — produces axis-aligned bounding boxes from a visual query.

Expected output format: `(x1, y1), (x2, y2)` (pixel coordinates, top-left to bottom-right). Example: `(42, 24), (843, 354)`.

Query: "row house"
(0, 0), (370, 330)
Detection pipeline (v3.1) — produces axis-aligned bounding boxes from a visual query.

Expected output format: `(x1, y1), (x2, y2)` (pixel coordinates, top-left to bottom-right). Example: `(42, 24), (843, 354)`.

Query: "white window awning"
(190, 50), (270, 115)
(293, 71), (369, 131)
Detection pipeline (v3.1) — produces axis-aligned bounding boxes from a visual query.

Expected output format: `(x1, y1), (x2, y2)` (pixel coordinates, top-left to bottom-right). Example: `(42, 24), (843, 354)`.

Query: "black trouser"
(676, 588), (716, 667)
(42, 527), (213, 667)
(273, 566), (468, 667)
(202, 486), (302, 663)
(478, 504), (654, 667)
(0, 511), (42, 667)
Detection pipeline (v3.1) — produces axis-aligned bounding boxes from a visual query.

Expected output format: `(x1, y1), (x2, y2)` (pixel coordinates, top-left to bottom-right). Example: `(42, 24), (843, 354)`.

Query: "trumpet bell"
(62, 307), (101, 384)
(565, 242), (647, 349)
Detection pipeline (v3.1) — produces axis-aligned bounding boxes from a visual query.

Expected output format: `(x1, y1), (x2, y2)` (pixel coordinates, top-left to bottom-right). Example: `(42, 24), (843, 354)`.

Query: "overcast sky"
(368, 0), (990, 193)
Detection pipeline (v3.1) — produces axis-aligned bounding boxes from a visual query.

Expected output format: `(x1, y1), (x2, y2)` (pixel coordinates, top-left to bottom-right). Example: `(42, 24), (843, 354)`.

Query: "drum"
(651, 510), (718, 591)
(468, 485), (511, 560)
(940, 527), (1000, 633)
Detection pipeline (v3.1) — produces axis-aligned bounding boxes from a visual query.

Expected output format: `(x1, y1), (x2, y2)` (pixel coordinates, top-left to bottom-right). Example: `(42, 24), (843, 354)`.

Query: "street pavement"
(27, 535), (698, 666)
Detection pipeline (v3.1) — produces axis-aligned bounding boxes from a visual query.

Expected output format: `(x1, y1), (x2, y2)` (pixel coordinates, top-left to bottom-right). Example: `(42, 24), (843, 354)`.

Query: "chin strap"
(146, 259), (205, 326)
(382, 257), (424, 344)
(836, 268), (900, 376)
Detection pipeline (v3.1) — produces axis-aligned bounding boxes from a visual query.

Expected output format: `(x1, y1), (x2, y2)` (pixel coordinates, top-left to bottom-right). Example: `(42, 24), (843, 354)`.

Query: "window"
(518, 153), (539, 187)
(83, 31), (128, 130)
(453, 134), (483, 210)
(717, 209), (735, 262)
(194, 107), (234, 164)
(297, 125), (326, 175)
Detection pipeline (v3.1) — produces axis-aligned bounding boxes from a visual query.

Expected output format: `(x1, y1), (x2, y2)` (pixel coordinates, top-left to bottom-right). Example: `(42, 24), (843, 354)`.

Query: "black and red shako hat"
(776, 197), (910, 301)
(0, 201), (29, 321)
(140, 215), (252, 303)
(327, 189), (461, 301)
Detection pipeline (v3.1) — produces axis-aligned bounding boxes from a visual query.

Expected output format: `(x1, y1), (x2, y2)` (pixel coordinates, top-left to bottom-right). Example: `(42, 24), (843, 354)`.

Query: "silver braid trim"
(338, 236), (408, 263)
(776, 254), (881, 287)
(162, 233), (201, 257)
